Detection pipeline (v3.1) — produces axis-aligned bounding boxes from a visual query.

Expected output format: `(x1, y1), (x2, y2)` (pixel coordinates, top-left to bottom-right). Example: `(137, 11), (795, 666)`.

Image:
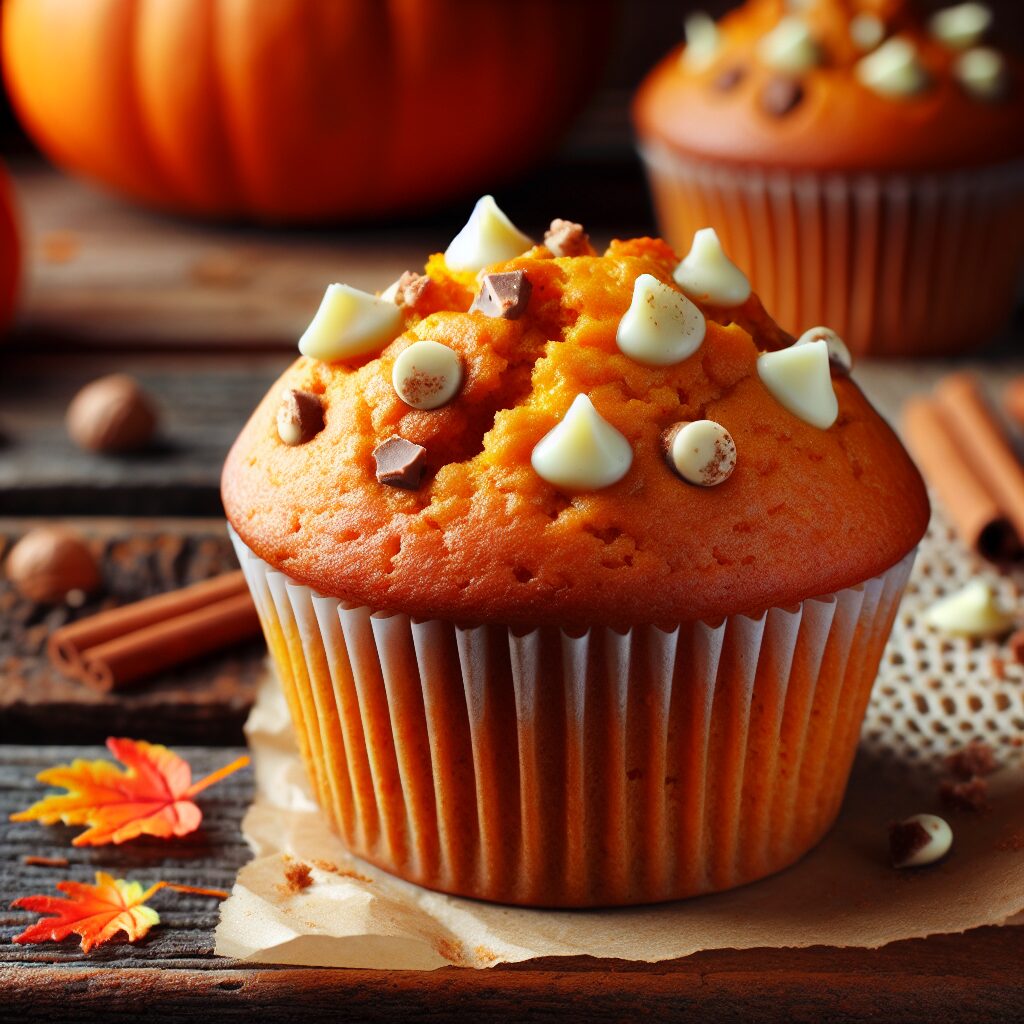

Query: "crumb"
(889, 820), (930, 867)
(434, 937), (466, 965)
(22, 855), (70, 868)
(940, 776), (990, 812)
(473, 945), (500, 966)
(277, 860), (314, 895)
(945, 741), (999, 780)
(310, 858), (373, 884)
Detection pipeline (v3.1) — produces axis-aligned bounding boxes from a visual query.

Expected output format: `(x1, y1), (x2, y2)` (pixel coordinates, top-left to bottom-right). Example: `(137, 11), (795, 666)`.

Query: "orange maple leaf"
(11, 872), (228, 952)
(9, 737), (249, 846)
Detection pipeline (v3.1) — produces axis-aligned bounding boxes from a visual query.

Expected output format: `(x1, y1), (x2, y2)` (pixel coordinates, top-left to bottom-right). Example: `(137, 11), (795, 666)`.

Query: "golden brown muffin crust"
(223, 237), (929, 628)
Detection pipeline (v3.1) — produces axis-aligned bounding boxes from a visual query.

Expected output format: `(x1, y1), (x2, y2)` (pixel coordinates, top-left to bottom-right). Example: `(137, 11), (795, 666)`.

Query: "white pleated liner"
(231, 527), (915, 908)
(639, 142), (1024, 359)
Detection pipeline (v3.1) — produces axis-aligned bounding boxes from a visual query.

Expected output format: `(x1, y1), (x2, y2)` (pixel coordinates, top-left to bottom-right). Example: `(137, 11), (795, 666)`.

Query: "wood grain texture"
(1, 746), (1022, 1024)
(0, 520), (262, 745)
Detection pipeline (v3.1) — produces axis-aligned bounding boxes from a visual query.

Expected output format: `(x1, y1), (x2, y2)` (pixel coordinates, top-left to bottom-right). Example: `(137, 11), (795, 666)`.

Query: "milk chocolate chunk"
(470, 270), (532, 320)
(544, 219), (593, 258)
(373, 436), (427, 489)
(276, 389), (325, 446)
(713, 65), (746, 92)
(761, 76), (805, 116)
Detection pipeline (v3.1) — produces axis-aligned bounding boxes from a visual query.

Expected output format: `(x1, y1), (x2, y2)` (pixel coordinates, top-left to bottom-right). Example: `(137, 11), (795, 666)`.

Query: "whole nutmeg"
(66, 374), (158, 453)
(5, 527), (101, 604)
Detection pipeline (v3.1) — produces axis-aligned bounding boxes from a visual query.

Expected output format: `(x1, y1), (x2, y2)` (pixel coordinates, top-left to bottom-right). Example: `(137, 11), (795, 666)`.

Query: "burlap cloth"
(215, 511), (1024, 969)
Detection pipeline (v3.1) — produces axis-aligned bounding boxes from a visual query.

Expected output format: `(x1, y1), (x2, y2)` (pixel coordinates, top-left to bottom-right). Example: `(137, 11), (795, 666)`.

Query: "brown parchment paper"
(215, 514), (1024, 969)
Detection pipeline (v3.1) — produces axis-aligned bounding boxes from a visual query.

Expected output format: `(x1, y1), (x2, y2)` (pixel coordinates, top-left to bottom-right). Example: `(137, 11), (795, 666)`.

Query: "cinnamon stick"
(79, 591), (260, 693)
(48, 570), (249, 675)
(934, 374), (1024, 547)
(903, 396), (1020, 561)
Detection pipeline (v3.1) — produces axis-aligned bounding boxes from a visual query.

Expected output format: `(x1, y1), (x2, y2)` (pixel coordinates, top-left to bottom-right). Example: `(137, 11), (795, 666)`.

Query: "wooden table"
(1, 163), (1022, 1023)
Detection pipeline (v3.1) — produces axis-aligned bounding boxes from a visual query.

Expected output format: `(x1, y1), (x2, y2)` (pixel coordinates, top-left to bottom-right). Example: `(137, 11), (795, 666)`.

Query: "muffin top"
(634, 0), (1024, 173)
(222, 197), (929, 629)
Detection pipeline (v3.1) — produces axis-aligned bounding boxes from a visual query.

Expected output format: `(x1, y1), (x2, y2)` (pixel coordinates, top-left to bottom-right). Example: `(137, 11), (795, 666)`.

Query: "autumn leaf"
(11, 872), (228, 952)
(9, 737), (249, 846)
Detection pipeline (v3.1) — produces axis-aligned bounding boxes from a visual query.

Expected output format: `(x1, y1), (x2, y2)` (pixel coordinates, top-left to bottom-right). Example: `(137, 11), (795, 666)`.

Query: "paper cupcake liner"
(639, 142), (1024, 359)
(230, 527), (914, 907)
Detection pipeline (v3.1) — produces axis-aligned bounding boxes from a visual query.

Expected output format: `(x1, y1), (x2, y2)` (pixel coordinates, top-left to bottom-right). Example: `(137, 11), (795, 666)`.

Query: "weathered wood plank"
(1, 745), (1022, 1023)
(0, 520), (263, 745)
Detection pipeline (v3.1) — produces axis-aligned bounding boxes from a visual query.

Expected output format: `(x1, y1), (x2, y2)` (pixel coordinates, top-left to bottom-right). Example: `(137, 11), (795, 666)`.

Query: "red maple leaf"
(12, 872), (227, 952)
(9, 737), (249, 846)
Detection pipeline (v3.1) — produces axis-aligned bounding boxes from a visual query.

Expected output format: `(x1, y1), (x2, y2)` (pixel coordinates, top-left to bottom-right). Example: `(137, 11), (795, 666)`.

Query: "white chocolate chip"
(531, 394), (633, 491)
(298, 284), (402, 363)
(923, 579), (1015, 638)
(855, 37), (929, 98)
(667, 420), (736, 487)
(616, 274), (706, 367)
(757, 341), (839, 430)
(681, 12), (720, 71)
(444, 195), (533, 273)
(892, 814), (953, 869)
(930, 3), (993, 50)
(954, 47), (1009, 101)
(850, 13), (886, 52)
(795, 326), (852, 373)
(673, 228), (752, 308)
(379, 277), (401, 303)
(758, 16), (821, 74)
(391, 340), (463, 410)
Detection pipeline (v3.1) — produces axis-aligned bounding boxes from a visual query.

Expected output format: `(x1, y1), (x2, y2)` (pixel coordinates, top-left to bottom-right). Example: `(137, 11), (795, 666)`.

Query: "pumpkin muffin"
(223, 196), (929, 906)
(634, 0), (1024, 357)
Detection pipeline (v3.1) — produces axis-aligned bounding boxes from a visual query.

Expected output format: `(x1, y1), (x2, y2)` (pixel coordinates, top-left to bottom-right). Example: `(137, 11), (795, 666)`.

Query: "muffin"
(222, 196), (929, 906)
(634, 0), (1024, 358)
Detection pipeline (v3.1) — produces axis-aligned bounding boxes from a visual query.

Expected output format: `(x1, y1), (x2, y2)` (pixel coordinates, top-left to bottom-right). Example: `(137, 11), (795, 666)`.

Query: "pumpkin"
(0, 162), (19, 331)
(2, 0), (612, 223)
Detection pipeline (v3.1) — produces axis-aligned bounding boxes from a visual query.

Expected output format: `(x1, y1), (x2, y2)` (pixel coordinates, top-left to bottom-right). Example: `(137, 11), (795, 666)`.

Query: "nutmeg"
(66, 374), (158, 453)
(4, 527), (101, 604)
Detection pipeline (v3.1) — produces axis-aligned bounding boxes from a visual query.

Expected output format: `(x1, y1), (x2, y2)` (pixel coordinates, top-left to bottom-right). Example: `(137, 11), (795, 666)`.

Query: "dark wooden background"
(2, 1), (1024, 1020)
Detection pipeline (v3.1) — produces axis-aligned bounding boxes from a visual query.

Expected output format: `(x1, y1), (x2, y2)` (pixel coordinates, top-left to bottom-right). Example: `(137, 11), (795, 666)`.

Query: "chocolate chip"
(888, 819), (931, 868)
(470, 270), (532, 320)
(760, 76), (805, 116)
(713, 65), (746, 92)
(396, 270), (430, 308)
(543, 219), (593, 258)
(276, 389), (325, 446)
(372, 436), (426, 489)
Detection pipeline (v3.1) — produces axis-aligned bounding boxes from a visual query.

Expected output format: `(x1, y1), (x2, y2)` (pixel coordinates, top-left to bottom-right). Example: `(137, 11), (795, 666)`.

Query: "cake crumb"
(944, 741), (999, 780)
(278, 860), (314, 895)
(311, 858), (373, 884)
(940, 776), (990, 812)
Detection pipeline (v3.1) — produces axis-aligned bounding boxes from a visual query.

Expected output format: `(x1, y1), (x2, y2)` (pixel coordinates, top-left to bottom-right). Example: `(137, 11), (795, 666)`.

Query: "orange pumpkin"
(2, 0), (612, 223)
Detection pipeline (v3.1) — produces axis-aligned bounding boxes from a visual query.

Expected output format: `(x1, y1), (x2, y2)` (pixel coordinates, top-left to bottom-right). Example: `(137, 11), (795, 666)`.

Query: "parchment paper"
(216, 513), (1024, 969)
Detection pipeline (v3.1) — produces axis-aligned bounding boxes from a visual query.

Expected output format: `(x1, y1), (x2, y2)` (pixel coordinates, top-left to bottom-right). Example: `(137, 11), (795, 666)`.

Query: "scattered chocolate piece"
(470, 270), (532, 320)
(940, 776), (990, 812)
(276, 389), (325, 446)
(713, 65), (746, 92)
(945, 741), (999, 781)
(395, 270), (431, 308)
(889, 814), (952, 869)
(760, 76), (805, 117)
(543, 219), (594, 258)
(66, 374), (158, 453)
(372, 436), (427, 489)
(4, 527), (101, 604)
